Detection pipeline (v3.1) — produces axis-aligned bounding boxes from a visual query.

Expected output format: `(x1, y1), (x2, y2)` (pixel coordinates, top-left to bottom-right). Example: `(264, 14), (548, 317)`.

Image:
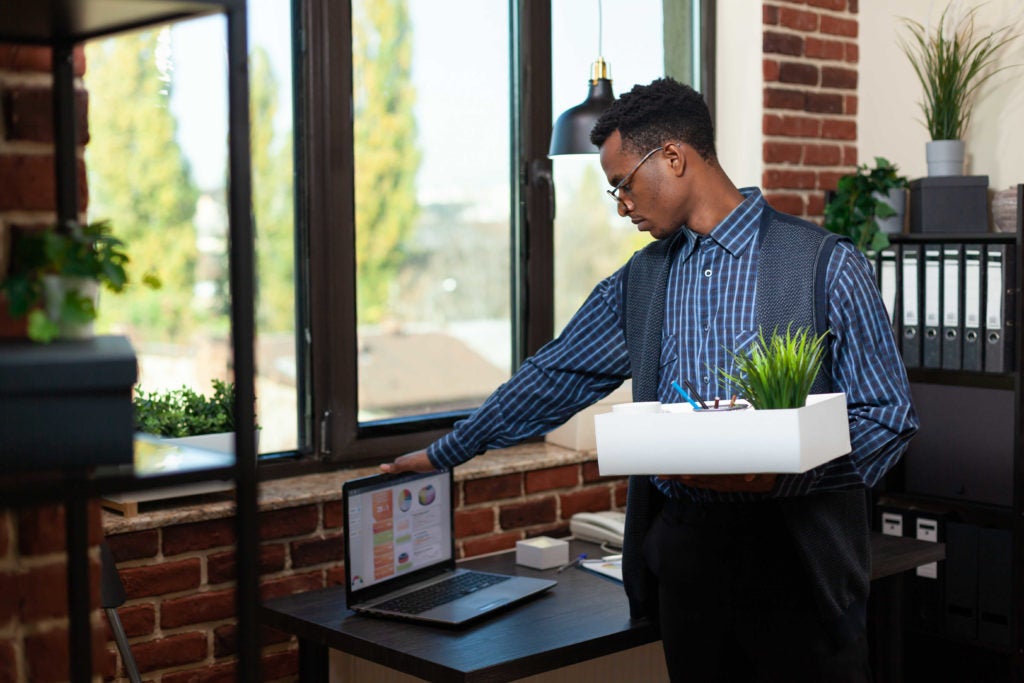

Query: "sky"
(166, 0), (667, 204)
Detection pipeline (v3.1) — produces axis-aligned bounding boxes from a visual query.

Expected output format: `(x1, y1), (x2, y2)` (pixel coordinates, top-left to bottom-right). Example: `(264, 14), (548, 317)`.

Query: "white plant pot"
(42, 274), (98, 340)
(873, 187), (906, 235)
(926, 139), (965, 177)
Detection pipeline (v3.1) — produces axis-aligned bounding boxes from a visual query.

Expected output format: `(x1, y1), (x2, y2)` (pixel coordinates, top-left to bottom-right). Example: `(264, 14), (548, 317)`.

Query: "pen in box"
(670, 381), (702, 410)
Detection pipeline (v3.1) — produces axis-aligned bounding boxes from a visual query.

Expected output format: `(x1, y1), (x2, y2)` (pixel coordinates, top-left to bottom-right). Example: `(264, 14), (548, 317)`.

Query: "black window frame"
(280, 0), (715, 469)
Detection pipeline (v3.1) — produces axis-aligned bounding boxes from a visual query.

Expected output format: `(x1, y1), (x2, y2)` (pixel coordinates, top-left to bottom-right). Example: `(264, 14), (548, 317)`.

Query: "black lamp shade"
(548, 77), (615, 156)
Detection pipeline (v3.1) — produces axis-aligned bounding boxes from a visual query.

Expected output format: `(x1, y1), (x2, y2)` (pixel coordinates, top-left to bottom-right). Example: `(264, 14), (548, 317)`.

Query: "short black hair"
(590, 77), (716, 161)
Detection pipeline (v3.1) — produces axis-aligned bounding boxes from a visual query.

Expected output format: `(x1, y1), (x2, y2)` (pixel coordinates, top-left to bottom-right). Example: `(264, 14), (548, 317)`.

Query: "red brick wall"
(761, 0), (859, 221)
(103, 465), (626, 681)
(0, 503), (115, 682)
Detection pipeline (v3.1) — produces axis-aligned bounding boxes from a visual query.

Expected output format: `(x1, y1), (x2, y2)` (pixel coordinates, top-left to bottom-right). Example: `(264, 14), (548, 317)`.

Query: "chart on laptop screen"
(347, 471), (452, 591)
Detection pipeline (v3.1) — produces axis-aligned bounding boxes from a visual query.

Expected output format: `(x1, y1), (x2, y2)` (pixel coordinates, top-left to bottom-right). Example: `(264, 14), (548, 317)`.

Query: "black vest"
(620, 205), (869, 644)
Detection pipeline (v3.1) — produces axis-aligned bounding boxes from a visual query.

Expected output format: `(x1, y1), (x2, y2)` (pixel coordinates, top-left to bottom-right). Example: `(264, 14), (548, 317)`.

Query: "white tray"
(594, 392), (851, 475)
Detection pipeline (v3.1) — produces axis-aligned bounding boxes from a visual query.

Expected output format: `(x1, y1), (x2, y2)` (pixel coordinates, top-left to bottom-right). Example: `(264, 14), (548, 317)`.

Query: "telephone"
(570, 510), (625, 548)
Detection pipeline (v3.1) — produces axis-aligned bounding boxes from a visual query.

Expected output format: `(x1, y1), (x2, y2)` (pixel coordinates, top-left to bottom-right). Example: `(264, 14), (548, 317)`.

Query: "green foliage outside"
(353, 0), (421, 324)
(555, 165), (651, 328)
(250, 46), (297, 333)
(719, 325), (829, 410)
(134, 379), (238, 437)
(823, 157), (908, 256)
(85, 30), (199, 340)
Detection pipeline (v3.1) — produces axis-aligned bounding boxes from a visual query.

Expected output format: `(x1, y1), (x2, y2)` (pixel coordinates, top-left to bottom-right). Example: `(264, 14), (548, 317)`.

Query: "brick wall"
(0, 503), (115, 682)
(761, 0), (859, 221)
(103, 463), (626, 681)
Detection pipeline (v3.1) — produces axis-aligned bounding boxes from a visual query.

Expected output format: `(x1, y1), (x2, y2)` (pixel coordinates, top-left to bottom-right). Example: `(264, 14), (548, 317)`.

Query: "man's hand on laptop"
(380, 449), (436, 474)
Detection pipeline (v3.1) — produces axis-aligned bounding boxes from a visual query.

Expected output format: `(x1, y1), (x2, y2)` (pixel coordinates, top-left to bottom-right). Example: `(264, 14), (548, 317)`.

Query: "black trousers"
(643, 498), (872, 683)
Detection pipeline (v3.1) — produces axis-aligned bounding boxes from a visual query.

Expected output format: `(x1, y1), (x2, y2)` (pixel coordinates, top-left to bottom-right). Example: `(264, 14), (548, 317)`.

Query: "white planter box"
(594, 393), (851, 475)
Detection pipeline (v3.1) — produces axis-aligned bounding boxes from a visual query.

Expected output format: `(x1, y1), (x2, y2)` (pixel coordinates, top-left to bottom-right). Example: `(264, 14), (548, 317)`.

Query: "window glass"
(352, 0), (512, 423)
(84, 0), (299, 453)
(551, 0), (666, 331)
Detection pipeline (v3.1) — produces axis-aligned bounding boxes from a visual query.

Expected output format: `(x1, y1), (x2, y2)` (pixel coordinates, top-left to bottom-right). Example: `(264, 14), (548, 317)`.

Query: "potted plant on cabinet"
(823, 157), (909, 256)
(0, 219), (159, 343)
(899, 4), (1019, 176)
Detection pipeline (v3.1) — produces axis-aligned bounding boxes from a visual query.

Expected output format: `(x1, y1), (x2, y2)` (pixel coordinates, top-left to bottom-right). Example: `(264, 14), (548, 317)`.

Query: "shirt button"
(704, 268), (712, 277)
(703, 323), (710, 331)
(702, 375), (709, 383)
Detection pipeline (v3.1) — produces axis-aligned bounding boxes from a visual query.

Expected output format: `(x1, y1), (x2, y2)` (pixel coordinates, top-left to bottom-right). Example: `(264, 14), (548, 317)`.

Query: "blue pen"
(671, 380), (703, 410)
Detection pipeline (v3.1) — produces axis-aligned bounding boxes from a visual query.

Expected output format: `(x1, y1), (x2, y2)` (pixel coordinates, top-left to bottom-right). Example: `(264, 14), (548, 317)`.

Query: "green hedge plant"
(134, 379), (240, 437)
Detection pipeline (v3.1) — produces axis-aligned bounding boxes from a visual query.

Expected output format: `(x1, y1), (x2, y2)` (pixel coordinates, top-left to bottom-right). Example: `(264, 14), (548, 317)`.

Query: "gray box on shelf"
(0, 335), (137, 467)
(909, 175), (988, 234)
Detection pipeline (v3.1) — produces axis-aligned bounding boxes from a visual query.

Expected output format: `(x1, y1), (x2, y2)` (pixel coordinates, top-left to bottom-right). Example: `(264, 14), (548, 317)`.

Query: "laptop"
(343, 469), (556, 625)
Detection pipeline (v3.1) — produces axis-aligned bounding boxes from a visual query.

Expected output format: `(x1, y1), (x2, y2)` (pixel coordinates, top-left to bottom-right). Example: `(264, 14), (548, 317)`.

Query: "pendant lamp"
(548, 1), (614, 156)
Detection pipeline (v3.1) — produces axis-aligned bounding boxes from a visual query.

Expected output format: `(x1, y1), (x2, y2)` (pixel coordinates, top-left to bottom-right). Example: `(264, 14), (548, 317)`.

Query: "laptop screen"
(344, 470), (454, 603)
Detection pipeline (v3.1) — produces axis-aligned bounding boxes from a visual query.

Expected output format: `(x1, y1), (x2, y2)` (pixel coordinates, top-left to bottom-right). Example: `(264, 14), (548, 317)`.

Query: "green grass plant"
(718, 325), (829, 410)
(900, 5), (1018, 141)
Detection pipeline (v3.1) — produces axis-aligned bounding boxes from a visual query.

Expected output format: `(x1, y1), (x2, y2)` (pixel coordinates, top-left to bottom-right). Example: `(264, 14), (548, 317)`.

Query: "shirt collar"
(674, 187), (765, 260)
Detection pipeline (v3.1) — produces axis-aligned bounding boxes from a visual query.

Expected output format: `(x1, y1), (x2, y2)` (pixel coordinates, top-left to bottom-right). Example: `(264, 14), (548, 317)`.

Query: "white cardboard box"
(545, 381), (633, 451)
(594, 392), (851, 475)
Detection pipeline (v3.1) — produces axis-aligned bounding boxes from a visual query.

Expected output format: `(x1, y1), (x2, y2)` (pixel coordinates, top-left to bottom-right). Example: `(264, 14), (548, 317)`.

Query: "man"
(383, 78), (917, 681)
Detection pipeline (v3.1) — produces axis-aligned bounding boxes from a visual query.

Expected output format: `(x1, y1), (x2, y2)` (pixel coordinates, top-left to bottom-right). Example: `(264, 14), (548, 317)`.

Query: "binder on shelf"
(940, 245), (962, 370)
(962, 245), (983, 372)
(943, 521), (978, 640)
(984, 244), (1015, 373)
(901, 246), (921, 368)
(977, 527), (1012, 646)
(878, 248), (898, 329)
(922, 245), (942, 368)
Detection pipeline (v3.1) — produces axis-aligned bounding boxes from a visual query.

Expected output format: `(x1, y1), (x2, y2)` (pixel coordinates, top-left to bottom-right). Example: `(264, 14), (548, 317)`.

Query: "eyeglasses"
(606, 146), (664, 203)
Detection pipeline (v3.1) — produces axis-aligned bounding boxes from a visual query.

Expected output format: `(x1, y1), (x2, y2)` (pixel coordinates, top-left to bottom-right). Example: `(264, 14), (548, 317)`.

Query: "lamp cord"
(598, 0), (603, 57)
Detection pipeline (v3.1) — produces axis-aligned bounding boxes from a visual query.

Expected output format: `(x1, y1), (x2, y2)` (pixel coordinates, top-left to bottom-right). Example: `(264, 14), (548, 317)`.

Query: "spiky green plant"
(718, 325), (829, 410)
(900, 5), (1018, 140)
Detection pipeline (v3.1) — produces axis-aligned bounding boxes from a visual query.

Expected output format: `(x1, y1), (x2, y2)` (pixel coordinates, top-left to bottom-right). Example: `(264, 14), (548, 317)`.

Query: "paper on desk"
(594, 393), (851, 475)
(579, 557), (623, 582)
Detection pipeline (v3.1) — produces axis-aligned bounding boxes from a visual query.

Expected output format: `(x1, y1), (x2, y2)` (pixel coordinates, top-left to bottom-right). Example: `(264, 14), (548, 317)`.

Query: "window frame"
(290, 0), (715, 467)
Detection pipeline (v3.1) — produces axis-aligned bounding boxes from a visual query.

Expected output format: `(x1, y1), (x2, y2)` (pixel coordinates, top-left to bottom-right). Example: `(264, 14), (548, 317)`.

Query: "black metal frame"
(0, 2), (259, 680)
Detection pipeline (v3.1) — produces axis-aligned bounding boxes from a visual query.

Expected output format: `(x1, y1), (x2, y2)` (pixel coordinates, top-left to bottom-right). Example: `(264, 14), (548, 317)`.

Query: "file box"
(594, 393), (851, 475)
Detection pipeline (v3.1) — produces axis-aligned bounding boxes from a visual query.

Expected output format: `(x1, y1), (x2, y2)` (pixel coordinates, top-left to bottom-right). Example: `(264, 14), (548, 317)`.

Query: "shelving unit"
(0, 2), (258, 680)
(872, 186), (1024, 681)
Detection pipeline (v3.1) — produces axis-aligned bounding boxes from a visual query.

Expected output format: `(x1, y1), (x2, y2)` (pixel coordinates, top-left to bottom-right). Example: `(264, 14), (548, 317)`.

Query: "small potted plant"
(133, 379), (255, 453)
(0, 219), (159, 343)
(719, 325), (830, 410)
(824, 157), (909, 256)
(899, 4), (1019, 176)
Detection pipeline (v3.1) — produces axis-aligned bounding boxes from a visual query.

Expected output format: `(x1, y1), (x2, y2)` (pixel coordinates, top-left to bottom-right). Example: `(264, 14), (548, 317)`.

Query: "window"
(84, 0), (302, 455)
(83, 0), (711, 465)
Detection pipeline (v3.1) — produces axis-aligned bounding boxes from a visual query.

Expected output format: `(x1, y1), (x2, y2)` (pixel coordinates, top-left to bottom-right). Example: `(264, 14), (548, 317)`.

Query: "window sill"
(102, 441), (595, 535)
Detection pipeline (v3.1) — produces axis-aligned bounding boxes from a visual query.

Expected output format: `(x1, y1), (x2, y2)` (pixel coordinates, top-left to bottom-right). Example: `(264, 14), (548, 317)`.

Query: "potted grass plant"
(899, 4), (1019, 176)
(824, 157), (909, 256)
(719, 325), (829, 410)
(0, 220), (159, 342)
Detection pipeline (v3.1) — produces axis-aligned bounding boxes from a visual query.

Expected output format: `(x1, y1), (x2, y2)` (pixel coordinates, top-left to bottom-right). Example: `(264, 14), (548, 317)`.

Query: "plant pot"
(42, 274), (98, 339)
(873, 187), (907, 234)
(926, 139), (965, 177)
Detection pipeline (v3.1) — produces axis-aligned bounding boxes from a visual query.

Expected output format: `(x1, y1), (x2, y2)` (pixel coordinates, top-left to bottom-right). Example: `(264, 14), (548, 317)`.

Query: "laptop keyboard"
(375, 572), (511, 615)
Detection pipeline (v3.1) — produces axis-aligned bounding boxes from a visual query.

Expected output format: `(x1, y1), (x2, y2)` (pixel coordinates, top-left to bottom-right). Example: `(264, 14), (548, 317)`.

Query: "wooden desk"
(259, 534), (944, 683)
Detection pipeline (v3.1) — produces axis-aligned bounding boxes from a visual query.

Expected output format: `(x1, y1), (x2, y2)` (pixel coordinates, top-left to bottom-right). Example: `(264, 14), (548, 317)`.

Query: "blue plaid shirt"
(427, 189), (918, 502)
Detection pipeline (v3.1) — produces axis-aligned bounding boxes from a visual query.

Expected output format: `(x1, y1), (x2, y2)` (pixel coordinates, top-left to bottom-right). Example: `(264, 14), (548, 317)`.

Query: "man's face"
(598, 130), (681, 240)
